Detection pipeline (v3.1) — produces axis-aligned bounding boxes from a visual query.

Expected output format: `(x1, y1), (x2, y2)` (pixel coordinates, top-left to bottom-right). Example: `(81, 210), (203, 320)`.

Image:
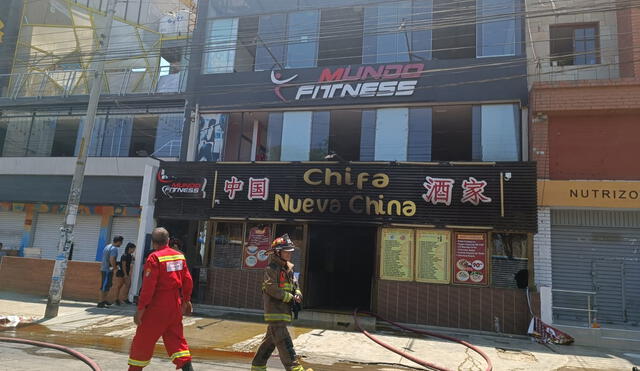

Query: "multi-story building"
(0, 0), (193, 263)
(528, 0), (640, 345)
(154, 0), (539, 333)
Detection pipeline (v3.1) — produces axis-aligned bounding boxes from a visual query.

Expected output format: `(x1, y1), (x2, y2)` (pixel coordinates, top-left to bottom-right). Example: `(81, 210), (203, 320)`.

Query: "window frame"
(549, 23), (600, 67)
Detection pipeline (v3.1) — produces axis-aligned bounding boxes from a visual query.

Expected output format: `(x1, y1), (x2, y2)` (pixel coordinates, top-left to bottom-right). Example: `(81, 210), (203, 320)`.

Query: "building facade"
(0, 0), (194, 263)
(528, 0), (640, 332)
(152, 0), (540, 334)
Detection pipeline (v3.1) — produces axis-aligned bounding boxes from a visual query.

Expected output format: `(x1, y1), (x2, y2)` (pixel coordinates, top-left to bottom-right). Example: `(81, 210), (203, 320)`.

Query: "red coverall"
(128, 245), (193, 370)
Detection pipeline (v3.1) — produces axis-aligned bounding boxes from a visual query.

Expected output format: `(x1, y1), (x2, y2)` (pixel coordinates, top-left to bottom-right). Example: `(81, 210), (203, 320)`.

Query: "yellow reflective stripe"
(291, 366), (305, 371)
(264, 313), (292, 322)
(128, 358), (151, 367)
(295, 289), (302, 296)
(170, 350), (191, 360)
(281, 283), (293, 290)
(251, 366), (267, 371)
(283, 292), (293, 303)
(158, 254), (185, 262)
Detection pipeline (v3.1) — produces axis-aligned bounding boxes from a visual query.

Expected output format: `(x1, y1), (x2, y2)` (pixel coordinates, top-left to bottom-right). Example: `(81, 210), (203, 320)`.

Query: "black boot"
(181, 362), (194, 371)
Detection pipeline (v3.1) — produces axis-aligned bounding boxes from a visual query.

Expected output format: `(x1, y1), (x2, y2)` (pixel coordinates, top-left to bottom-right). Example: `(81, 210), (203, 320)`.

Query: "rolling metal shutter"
(111, 217), (140, 259)
(33, 214), (65, 260)
(0, 211), (25, 251)
(72, 215), (102, 262)
(551, 210), (640, 326)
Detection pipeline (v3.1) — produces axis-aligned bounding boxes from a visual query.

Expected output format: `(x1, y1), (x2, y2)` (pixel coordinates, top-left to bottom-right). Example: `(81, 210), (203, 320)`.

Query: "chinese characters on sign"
(422, 177), (492, 206)
(223, 176), (271, 201)
(380, 228), (413, 281)
(415, 230), (451, 284)
(453, 233), (488, 285)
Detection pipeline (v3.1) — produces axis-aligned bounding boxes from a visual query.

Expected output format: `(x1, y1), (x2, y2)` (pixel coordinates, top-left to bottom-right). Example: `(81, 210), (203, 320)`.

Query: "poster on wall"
(415, 230), (450, 284)
(242, 224), (271, 269)
(380, 228), (413, 281)
(453, 232), (488, 285)
(197, 113), (227, 162)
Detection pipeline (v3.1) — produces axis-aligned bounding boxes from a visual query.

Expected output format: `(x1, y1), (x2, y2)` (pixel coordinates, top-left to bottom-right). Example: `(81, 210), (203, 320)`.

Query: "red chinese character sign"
(223, 176), (244, 200)
(242, 225), (271, 269)
(422, 177), (455, 205)
(461, 177), (492, 205)
(453, 232), (488, 285)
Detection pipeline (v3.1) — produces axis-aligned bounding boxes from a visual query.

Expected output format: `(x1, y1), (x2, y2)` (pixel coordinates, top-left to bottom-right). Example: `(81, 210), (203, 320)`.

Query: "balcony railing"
(2, 66), (187, 99)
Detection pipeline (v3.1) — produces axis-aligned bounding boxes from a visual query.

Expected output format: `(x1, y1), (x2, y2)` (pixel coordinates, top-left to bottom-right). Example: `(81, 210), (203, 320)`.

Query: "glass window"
(1, 115), (56, 157)
(75, 115), (133, 157)
(480, 104), (520, 161)
(329, 110), (362, 162)
(550, 24), (599, 66)
(491, 233), (529, 289)
(431, 106), (472, 161)
(266, 112), (284, 161)
(375, 108), (409, 161)
(477, 0), (517, 57)
(130, 115), (159, 157)
(255, 14), (287, 71)
(286, 11), (319, 68)
(407, 108), (432, 161)
(281, 111), (313, 161)
(235, 17), (259, 72)
(211, 222), (244, 268)
(154, 113), (184, 158)
(433, 0), (476, 59)
(310, 111), (330, 161)
(203, 18), (239, 74)
(318, 8), (364, 66)
(363, 1), (411, 64)
(198, 113), (228, 161)
(52, 117), (80, 157)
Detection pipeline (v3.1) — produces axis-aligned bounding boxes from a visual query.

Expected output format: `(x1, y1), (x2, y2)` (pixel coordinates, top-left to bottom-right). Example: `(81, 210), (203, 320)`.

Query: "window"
(154, 113), (184, 158)
(375, 108), (409, 161)
(203, 18), (239, 74)
(433, 0), (476, 59)
(235, 16), (259, 72)
(52, 117), (80, 157)
(363, 1), (432, 64)
(477, 0), (517, 57)
(255, 14), (287, 71)
(1, 116), (56, 157)
(550, 24), (599, 66)
(491, 233), (529, 289)
(329, 110), (362, 161)
(75, 116), (133, 157)
(318, 8), (364, 66)
(285, 11), (320, 68)
(478, 104), (520, 161)
(129, 115), (159, 157)
(211, 222), (244, 268)
(431, 106), (472, 161)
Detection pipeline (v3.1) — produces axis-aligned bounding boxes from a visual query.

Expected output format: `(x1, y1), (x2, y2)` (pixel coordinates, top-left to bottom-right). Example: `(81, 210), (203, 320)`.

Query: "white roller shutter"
(33, 214), (65, 260)
(111, 217), (140, 259)
(0, 211), (25, 251)
(72, 215), (102, 262)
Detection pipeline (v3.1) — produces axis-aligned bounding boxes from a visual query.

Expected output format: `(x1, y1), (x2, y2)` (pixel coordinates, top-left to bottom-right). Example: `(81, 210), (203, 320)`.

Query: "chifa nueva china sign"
(155, 163), (537, 231)
(271, 63), (425, 102)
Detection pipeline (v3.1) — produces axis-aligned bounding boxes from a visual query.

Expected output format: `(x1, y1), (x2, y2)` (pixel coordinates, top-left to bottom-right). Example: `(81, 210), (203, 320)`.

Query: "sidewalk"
(1, 291), (639, 371)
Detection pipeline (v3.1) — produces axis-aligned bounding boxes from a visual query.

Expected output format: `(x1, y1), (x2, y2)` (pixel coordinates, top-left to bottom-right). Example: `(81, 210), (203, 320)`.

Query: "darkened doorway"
(305, 225), (377, 311)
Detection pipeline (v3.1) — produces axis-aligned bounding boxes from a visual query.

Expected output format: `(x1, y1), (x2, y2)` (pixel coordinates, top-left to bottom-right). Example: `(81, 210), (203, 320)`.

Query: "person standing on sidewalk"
(251, 234), (312, 371)
(113, 242), (136, 305)
(128, 227), (194, 371)
(98, 236), (123, 308)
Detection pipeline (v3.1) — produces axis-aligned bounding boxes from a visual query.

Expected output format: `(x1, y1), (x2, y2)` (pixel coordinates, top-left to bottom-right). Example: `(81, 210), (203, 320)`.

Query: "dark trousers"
(251, 322), (303, 371)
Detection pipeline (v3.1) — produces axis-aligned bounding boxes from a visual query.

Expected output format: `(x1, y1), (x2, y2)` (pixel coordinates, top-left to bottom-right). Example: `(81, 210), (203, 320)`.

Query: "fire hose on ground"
(0, 336), (102, 371)
(353, 309), (493, 371)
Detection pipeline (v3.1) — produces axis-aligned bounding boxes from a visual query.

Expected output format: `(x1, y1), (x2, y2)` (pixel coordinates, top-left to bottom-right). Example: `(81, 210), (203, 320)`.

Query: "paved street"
(1, 292), (639, 371)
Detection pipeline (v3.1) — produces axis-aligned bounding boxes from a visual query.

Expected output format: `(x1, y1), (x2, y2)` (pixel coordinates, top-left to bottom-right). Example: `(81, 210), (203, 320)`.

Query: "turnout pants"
(251, 322), (304, 371)
(128, 291), (191, 370)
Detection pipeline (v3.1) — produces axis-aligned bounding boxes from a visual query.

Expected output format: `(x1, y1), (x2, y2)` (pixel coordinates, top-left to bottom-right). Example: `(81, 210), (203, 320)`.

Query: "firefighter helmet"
(271, 234), (296, 252)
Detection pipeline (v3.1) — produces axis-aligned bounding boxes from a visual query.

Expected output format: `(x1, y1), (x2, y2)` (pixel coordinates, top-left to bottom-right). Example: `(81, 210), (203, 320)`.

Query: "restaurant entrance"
(304, 224), (377, 311)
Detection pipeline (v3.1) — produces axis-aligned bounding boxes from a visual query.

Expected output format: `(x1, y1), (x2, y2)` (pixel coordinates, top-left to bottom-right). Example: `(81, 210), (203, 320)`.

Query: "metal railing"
(151, 139), (182, 158)
(2, 66), (187, 99)
(552, 289), (598, 326)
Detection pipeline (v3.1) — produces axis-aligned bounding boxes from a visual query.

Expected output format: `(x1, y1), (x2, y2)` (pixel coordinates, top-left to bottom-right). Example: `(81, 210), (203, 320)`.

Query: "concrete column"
(129, 163), (158, 302)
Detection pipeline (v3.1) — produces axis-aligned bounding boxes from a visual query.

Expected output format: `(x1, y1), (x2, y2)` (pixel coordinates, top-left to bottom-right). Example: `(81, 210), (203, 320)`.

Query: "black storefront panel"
(156, 162), (537, 232)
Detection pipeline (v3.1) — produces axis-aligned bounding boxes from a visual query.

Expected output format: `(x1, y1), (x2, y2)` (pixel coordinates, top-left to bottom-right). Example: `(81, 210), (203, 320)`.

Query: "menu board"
(242, 225), (271, 269)
(380, 228), (413, 281)
(415, 230), (450, 284)
(453, 232), (488, 285)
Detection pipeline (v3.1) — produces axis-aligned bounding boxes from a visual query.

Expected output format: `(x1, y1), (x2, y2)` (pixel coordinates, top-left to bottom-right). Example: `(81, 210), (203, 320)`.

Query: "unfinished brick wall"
(0, 257), (101, 301)
(618, 7), (640, 78)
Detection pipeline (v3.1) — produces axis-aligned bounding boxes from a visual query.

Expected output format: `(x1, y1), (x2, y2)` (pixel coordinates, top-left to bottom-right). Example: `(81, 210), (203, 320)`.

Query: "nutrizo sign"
(271, 63), (424, 102)
(157, 169), (207, 199)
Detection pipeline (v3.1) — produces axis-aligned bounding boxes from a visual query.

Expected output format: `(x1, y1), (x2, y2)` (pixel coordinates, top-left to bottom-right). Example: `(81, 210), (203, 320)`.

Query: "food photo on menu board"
(242, 224), (271, 269)
(453, 232), (488, 285)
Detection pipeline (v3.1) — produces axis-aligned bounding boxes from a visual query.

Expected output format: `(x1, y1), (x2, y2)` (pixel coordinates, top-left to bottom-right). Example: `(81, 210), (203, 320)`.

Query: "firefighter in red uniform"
(128, 227), (195, 371)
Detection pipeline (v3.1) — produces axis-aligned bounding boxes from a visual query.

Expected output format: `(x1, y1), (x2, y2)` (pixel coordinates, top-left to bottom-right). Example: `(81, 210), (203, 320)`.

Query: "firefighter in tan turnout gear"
(251, 234), (312, 371)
